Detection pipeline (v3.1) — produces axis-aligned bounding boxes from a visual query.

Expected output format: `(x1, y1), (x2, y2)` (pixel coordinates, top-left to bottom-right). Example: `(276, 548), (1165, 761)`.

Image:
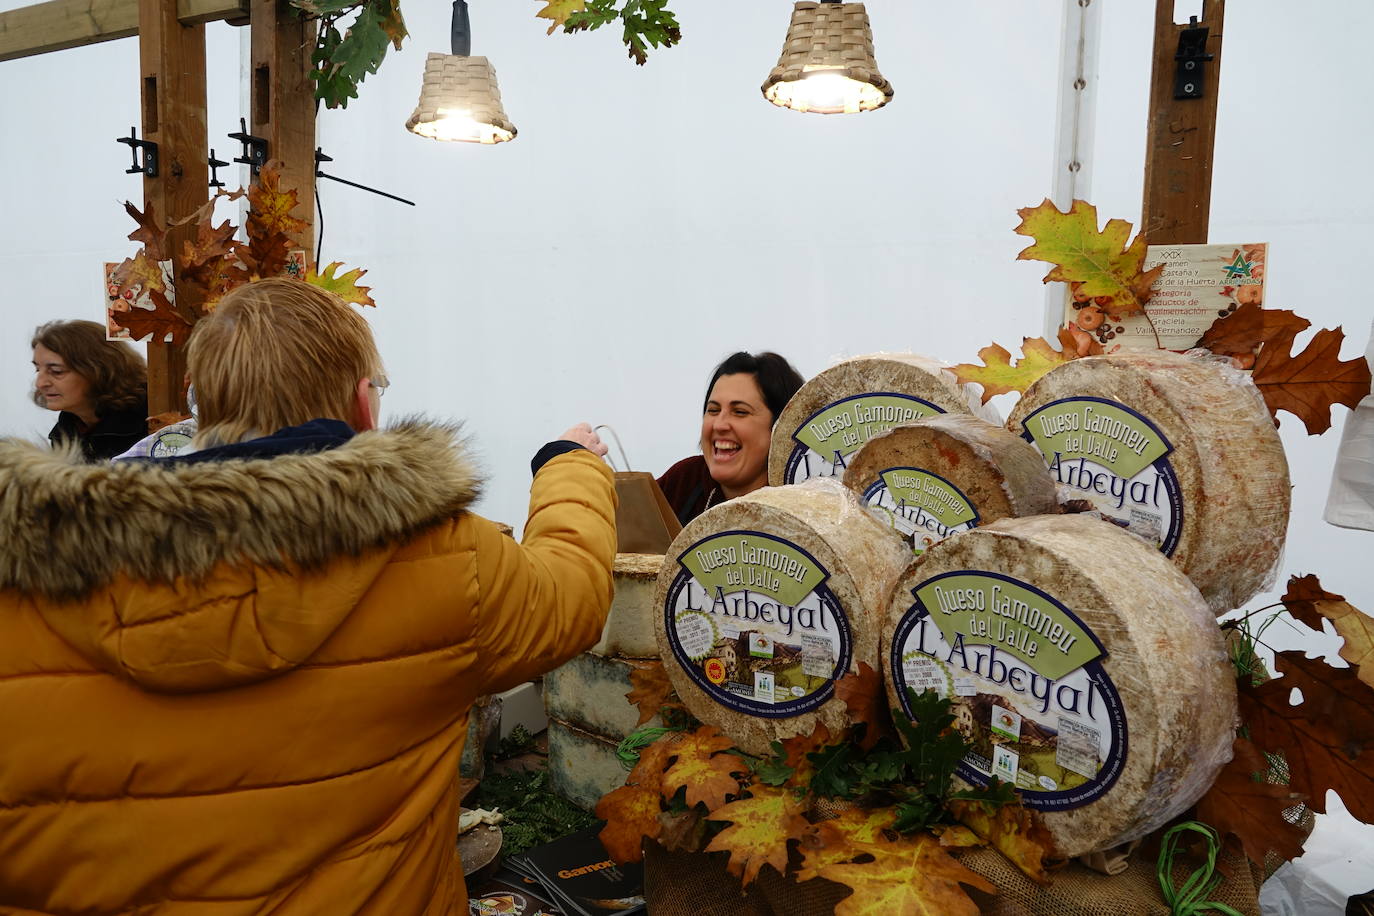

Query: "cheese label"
(892, 570), (1127, 810)
(785, 393), (947, 483)
(862, 468), (980, 554)
(665, 530), (852, 718)
(1020, 397), (1184, 555)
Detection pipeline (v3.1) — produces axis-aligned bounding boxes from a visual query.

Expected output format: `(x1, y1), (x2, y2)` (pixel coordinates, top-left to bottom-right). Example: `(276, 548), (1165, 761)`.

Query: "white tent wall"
(1, 5), (1370, 626)
(1, 0), (1373, 893)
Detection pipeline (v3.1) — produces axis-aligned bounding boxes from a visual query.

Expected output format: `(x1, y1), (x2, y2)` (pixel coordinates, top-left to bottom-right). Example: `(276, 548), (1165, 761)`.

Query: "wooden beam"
(1140, 0), (1226, 244)
(0, 0), (247, 63)
(250, 0), (316, 252)
(140, 0), (208, 417)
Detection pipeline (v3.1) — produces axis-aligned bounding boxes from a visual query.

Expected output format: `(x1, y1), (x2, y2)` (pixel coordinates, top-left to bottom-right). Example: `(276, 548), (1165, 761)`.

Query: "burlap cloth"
(643, 840), (1261, 915)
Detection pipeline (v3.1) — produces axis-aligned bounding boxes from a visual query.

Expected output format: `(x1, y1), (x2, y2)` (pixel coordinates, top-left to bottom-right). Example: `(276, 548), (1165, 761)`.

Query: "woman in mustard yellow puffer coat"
(0, 278), (617, 915)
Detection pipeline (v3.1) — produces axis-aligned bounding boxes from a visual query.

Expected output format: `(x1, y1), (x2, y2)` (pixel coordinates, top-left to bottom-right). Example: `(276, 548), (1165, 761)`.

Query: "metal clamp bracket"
(1173, 17), (1214, 100)
(228, 117), (268, 174)
(116, 127), (158, 178)
(208, 149), (230, 188)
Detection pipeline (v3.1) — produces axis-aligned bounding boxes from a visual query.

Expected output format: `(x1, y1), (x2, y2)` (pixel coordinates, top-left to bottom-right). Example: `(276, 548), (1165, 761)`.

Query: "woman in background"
(31, 320), (148, 461)
(658, 351), (805, 524)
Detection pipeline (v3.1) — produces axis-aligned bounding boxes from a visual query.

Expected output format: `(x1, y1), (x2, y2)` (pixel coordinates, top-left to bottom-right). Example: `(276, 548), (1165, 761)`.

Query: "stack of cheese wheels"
(884, 515), (1236, 857)
(1007, 350), (1290, 614)
(841, 415), (1058, 555)
(768, 353), (981, 488)
(654, 478), (910, 755)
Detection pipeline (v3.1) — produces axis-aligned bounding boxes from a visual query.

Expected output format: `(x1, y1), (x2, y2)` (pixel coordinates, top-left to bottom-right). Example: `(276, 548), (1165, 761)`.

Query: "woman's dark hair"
(31, 320), (147, 415)
(703, 351), (805, 426)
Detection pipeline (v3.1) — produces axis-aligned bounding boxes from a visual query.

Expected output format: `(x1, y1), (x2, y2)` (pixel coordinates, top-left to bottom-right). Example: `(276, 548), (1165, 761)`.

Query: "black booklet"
(501, 824), (645, 916)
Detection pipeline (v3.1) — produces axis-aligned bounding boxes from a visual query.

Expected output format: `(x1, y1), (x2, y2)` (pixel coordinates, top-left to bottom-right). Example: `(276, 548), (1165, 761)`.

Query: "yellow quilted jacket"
(0, 421), (616, 915)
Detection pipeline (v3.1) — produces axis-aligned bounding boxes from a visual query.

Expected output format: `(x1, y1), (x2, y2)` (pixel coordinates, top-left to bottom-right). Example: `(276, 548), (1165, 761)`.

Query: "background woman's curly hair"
(31, 320), (147, 415)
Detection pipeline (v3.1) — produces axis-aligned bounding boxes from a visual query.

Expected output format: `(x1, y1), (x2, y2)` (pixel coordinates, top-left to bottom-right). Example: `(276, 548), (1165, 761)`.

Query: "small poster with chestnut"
(1063, 243), (1267, 354)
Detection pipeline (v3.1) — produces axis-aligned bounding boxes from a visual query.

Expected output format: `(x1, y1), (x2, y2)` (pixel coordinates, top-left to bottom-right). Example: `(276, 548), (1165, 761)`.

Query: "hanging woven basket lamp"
(762, 1), (893, 115)
(406, 1), (517, 143)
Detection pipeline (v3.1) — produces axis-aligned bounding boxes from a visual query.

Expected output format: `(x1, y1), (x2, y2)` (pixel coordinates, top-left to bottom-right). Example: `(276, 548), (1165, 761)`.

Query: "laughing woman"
(31, 320), (148, 461)
(657, 351), (805, 525)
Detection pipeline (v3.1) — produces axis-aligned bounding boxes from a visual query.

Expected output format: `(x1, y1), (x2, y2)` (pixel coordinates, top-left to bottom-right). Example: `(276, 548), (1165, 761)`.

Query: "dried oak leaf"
(624, 660), (682, 727)
(952, 335), (1077, 404)
(306, 261), (377, 308)
(535, 0), (585, 34)
(834, 662), (890, 751)
(661, 725), (747, 810)
(816, 832), (995, 916)
(948, 797), (1057, 883)
(124, 201), (168, 261)
(796, 807), (898, 882)
(241, 160), (308, 278)
(1194, 737), (1309, 866)
(1195, 301), (1309, 357)
(180, 217), (238, 270)
(1014, 199), (1164, 316)
(111, 251), (168, 298)
(703, 786), (808, 886)
(595, 784), (662, 864)
(1251, 324), (1373, 435)
(1239, 650), (1374, 823)
(656, 807), (707, 853)
(109, 289), (194, 345)
(1280, 577), (1373, 685)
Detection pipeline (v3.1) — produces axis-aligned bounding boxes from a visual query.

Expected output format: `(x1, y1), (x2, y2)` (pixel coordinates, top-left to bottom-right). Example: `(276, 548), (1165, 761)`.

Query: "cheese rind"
(589, 553), (664, 658)
(1006, 350), (1290, 614)
(654, 479), (909, 755)
(842, 415), (1058, 554)
(884, 514), (1237, 857)
(769, 353), (984, 487)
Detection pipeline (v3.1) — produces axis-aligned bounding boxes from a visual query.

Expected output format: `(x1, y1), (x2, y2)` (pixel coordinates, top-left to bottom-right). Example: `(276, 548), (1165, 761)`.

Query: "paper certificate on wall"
(1063, 243), (1267, 352)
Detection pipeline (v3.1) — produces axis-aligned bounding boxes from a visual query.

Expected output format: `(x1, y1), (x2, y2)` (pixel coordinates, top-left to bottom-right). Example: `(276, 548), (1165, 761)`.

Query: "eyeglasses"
(369, 374), (390, 398)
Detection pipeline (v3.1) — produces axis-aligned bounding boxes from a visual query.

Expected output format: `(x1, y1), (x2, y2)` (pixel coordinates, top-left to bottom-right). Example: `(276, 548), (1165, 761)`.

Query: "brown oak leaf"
(109, 290), (194, 345)
(948, 797), (1057, 883)
(834, 662), (890, 751)
(124, 201), (168, 261)
(1251, 324), (1372, 435)
(816, 831), (996, 916)
(1195, 301), (1310, 357)
(660, 726), (746, 810)
(1194, 737), (1309, 866)
(595, 784), (662, 864)
(625, 661), (681, 727)
(703, 786), (808, 886)
(1281, 576), (1373, 687)
(111, 251), (168, 298)
(1239, 650), (1374, 823)
(180, 216), (238, 270)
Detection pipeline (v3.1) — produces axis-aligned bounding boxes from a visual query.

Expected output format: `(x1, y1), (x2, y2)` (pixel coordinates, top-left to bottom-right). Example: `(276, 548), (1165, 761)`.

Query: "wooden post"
(250, 0), (316, 252)
(1140, 0), (1225, 245)
(139, 0), (208, 417)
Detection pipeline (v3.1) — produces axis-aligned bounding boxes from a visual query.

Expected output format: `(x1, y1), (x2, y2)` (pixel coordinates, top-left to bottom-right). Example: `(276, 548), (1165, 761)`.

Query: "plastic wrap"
(840, 414), (1059, 554)
(768, 352), (1002, 488)
(1007, 349), (1291, 615)
(652, 478), (910, 755)
(882, 514), (1238, 858)
(1324, 318), (1374, 531)
(588, 553), (667, 658)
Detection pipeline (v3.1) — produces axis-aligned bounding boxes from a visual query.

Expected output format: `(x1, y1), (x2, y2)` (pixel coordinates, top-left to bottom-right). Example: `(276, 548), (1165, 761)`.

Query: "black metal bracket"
(1173, 17), (1214, 100)
(208, 149), (230, 188)
(315, 147), (416, 207)
(116, 127), (158, 178)
(228, 117), (268, 175)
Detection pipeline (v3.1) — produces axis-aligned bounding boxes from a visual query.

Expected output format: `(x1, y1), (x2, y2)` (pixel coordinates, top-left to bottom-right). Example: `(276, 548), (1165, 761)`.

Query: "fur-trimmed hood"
(0, 419), (483, 692)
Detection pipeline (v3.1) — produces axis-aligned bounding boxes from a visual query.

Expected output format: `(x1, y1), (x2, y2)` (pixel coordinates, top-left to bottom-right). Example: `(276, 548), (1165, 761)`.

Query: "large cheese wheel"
(768, 353), (988, 487)
(841, 415), (1058, 554)
(1006, 350), (1290, 614)
(884, 515), (1236, 857)
(654, 479), (910, 755)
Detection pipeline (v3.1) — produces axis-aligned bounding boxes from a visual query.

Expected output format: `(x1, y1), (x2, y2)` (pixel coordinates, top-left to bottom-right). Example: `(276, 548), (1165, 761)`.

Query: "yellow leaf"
(535, 0), (585, 35)
(796, 807), (897, 883)
(815, 832), (995, 916)
(306, 262), (377, 308)
(595, 784), (662, 864)
(111, 251), (167, 297)
(1015, 199), (1164, 316)
(704, 786), (808, 886)
(951, 337), (1077, 403)
(948, 798), (1057, 884)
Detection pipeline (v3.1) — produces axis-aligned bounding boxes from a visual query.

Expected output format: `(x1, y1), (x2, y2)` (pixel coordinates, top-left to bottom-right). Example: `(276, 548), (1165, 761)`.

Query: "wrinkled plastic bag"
(1324, 319), (1374, 532)
(1259, 793), (1374, 915)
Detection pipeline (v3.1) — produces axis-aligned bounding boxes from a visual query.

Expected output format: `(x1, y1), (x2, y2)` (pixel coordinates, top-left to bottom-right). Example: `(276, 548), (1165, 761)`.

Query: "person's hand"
(560, 422), (608, 458)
